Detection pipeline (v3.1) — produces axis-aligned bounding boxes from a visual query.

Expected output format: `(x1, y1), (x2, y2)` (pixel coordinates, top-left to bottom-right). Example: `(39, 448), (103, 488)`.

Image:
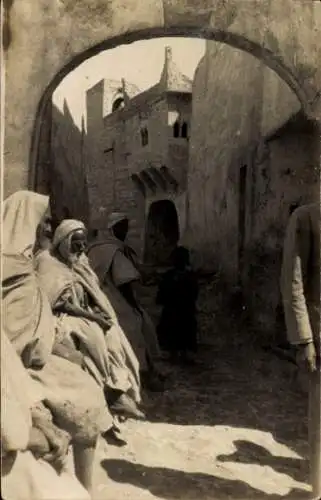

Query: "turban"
(52, 219), (86, 249)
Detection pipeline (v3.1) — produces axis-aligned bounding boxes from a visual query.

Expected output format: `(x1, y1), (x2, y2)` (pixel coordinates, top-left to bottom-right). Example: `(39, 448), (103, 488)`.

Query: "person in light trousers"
(281, 203), (320, 500)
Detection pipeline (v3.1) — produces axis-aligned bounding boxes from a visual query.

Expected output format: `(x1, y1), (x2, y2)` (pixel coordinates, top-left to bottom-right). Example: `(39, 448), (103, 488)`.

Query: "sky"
(53, 37), (206, 129)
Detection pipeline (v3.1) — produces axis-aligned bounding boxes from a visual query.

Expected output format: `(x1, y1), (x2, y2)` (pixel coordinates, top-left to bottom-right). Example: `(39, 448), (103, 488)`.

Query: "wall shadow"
(47, 100), (90, 224)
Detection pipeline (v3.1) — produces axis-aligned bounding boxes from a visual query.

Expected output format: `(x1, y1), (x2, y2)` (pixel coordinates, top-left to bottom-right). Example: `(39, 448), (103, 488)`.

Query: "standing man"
(281, 203), (320, 500)
(88, 213), (165, 392)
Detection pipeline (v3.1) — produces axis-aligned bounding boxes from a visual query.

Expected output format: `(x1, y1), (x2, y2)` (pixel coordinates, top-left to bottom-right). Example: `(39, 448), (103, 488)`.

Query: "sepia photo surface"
(1, 1), (321, 499)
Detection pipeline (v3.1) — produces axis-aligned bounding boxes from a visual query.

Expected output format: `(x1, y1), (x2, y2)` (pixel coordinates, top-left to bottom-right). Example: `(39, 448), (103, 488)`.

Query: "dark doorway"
(238, 165), (247, 283)
(144, 200), (180, 265)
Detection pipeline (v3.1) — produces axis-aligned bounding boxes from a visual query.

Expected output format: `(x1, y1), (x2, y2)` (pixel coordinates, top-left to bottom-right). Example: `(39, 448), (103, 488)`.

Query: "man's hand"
(28, 427), (51, 458)
(296, 342), (317, 373)
(31, 405), (71, 472)
(42, 428), (70, 473)
(29, 424), (70, 473)
(95, 313), (113, 332)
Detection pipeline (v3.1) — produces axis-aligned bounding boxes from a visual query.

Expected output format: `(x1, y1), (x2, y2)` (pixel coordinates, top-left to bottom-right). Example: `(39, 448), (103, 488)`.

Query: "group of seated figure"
(1, 190), (199, 499)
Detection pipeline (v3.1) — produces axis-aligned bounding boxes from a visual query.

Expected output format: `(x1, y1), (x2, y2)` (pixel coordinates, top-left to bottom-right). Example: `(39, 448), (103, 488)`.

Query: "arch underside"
(3, 0), (320, 198)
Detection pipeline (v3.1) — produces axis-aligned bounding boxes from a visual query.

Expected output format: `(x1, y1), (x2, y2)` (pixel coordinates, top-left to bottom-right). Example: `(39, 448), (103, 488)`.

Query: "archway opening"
(144, 200), (180, 266)
(29, 25), (314, 202)
(7, 21), (320, 495)
(30, 34), (318, 352)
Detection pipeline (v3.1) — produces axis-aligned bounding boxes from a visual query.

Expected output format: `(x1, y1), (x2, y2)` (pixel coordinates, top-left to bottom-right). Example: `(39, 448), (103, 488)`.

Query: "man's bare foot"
(110, 393), (146, 420)
(102, 427), (127, 447)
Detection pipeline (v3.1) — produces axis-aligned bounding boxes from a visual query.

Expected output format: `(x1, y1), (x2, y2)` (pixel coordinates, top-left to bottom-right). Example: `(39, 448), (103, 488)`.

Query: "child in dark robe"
(156, 246), (199, 364)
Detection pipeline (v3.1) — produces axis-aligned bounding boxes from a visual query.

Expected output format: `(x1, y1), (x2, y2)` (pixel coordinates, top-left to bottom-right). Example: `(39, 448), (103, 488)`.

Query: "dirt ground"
(92, 279), (311, 500)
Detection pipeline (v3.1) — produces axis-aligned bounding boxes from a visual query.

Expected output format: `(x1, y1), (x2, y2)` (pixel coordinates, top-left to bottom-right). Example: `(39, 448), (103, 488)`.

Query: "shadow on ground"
(139, 280), (307, 454)
(101, 458), (309, 499)
(145, 341), (307, 455)
(133, 280), (310, 496)
(216, 440), (308, 484)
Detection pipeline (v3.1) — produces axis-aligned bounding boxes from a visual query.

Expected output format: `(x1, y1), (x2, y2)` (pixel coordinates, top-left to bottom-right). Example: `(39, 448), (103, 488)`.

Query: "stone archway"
(3, 5), (321, 494)
(144, 199), (180, 265)
(3, 0), (321, 198)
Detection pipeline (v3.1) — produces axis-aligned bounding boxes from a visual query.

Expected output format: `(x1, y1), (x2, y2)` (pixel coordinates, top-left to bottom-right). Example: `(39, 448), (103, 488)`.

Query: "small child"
(156, 246), (199, 364)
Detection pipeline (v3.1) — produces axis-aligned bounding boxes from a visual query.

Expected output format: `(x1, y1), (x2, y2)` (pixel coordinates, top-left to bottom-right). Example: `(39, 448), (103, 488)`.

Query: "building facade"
(85, 47), (192, 263)
(188, 41), (319, 336)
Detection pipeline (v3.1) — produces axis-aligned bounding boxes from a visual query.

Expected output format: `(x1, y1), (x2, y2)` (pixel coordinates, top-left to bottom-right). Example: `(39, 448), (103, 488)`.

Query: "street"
(93, 279), (311, 500)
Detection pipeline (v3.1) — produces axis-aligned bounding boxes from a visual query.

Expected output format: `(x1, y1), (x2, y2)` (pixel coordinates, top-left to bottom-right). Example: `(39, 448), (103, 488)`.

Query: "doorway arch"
(4, 7), (321, 489)
(28, 16), (320, 196)
(144, 199), (180, 265)
(4, 0), (320, 200)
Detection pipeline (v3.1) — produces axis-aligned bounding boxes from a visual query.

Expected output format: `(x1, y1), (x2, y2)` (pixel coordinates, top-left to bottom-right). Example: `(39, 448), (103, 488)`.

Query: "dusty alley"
(92, 279), (311, 500)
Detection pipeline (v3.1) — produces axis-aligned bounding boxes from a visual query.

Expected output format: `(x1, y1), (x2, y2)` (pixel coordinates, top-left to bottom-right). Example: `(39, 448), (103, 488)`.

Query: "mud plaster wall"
(188, 43), (264, 276)
(246, 119), (319, 334)
(188, 42), (315, 274)
(3, 0), (321, 201)
(188, 41), (319, 336)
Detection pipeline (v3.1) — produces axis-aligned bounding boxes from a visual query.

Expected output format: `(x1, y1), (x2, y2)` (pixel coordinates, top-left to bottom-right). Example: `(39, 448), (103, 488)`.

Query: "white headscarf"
(2, 190), (55, 377)
(2, 190), (50, 257)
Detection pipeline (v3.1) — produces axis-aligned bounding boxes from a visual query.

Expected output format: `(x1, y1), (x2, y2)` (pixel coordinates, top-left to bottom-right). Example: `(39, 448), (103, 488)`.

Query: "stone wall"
(85, 90), (170, 254)
(4, 0), (321, 202)
(85, 80), (190, 257)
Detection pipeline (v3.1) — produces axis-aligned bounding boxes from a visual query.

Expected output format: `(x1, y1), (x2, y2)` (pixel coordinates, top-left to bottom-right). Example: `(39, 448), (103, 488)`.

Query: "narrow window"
(141, 127), (148, 146)
(181, 122), (188, 138)
(112, 98), (125, 112)
(173, 121), (180, 138)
